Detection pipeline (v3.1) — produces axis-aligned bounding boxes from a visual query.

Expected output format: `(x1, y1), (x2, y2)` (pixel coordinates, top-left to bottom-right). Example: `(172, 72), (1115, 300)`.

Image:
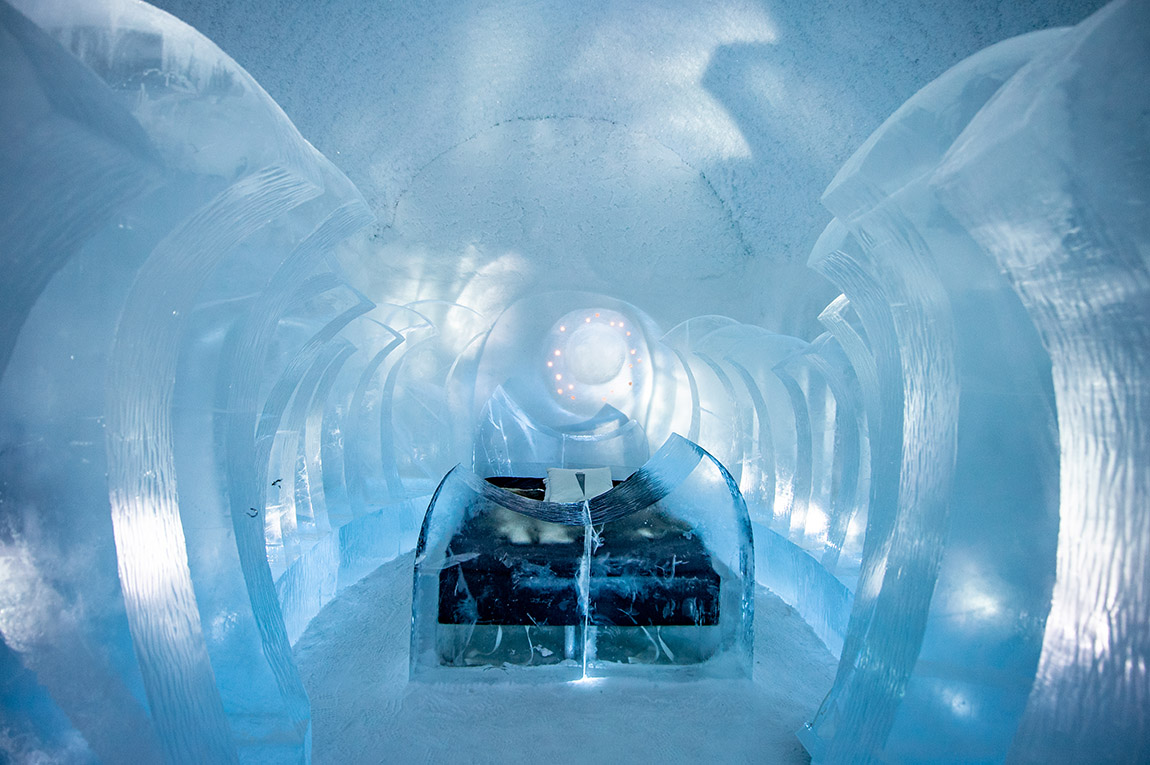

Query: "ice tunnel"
(1, 0), (1147, 762)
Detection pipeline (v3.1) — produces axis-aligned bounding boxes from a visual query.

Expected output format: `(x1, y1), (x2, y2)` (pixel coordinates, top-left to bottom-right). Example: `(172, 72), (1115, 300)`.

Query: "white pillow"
(544, 467), (613, 502)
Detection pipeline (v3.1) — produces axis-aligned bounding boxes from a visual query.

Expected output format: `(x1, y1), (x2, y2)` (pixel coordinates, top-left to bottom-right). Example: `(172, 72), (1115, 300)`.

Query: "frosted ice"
(1, 0), (1146, 762)
(801, 2), (1147, 761)
(0, 0), (369, 760)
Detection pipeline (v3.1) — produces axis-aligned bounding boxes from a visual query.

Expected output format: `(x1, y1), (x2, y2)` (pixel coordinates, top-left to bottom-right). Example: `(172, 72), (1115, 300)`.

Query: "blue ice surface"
(1, 0), (1146, 762)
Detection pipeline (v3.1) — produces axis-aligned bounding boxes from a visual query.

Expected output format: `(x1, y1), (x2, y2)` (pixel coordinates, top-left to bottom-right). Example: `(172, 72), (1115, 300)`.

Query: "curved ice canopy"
(411, 434), (754, 680)
(1, 0), (1147, 762)
(0, 0), (384, 760)
(797, 5), (1150, 759)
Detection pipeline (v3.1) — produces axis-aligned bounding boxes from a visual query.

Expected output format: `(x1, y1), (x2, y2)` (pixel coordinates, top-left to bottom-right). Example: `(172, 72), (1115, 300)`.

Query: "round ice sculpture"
(411, 434), (754, 681)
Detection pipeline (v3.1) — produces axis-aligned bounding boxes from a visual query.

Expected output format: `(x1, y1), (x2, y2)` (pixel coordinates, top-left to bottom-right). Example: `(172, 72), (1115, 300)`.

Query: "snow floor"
(295, 553), (837, 764)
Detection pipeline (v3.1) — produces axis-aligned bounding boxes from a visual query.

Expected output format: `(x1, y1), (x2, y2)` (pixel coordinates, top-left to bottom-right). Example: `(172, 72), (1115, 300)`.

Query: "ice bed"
(410, 434), (754, 681)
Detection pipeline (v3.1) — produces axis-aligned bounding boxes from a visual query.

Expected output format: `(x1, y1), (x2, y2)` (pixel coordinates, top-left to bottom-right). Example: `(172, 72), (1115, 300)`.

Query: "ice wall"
(0, 0), (374, 760)
(801, 1), (1148, 761)
(0, 4), (512, 758)
(937, 3), (1150, 758)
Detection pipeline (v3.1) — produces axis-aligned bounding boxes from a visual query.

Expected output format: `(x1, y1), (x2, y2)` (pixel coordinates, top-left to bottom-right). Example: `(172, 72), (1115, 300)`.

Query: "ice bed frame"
(410, 435), (754, 681)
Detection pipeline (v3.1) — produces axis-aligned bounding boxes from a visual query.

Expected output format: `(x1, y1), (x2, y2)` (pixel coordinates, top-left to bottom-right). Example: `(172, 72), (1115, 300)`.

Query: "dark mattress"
(437, 477), (720, 627)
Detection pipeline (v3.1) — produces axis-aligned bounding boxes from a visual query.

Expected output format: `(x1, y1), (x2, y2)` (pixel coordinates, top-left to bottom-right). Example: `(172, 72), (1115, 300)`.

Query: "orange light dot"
(628, 381), (633, 386)
(570, 395), (575, 400)
(626, 331), (631, 336)
(637, 358), (642, 364)
(595, 313), (600, 318)
(601, 397), (607, 402)
(557, 388), (564, 394)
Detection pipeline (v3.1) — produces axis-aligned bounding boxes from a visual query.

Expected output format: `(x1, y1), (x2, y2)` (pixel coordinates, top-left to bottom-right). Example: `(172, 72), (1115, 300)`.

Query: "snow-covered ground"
(296, 553), (837, 763)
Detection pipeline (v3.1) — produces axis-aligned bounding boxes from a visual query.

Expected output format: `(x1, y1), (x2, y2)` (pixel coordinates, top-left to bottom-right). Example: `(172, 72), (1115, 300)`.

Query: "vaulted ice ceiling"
(147, 0), (1108, 336)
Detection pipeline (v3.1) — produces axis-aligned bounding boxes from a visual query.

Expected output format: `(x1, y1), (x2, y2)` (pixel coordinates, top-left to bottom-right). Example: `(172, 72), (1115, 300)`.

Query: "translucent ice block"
(411, 434), (754, 682)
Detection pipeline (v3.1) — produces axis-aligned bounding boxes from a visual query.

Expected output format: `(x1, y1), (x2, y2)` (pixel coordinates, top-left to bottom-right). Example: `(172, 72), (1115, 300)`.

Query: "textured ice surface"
(936, 3), (1150, 759)
(150, 0), (1109, 338)
(802, 2), (1148, 761)
(1, 0), (369, 760)
(2, 0), (1146, 762)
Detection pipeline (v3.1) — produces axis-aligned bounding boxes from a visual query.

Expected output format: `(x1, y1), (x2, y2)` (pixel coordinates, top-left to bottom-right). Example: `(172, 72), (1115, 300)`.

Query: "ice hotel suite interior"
(0, 0), (1147, 762)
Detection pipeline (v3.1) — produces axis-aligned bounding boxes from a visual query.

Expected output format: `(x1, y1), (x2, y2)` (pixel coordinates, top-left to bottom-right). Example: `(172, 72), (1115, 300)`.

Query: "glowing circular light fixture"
(541, 306), (647, 411)
(566, 323), (628, 385)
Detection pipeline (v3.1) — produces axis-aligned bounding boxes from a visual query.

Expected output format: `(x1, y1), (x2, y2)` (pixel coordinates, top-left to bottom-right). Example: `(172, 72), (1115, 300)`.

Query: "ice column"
(800, 10), (1150, 759)
(1, 0), (373, 760)
(935, 1), (1150, 759)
